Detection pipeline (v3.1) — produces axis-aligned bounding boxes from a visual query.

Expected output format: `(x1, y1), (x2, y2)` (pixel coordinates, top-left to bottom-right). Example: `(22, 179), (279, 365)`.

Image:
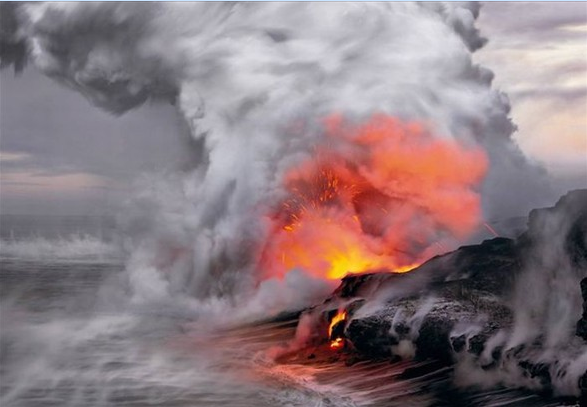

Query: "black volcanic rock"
(414, 315), (455, 363)
(346, 316), (393, 357)
(332, 234), (518, 363)
(577, 278), (587, 341)
(333, 236), (521, 304)
(580, 370), (587, 406)
(312, 189), (587, 400)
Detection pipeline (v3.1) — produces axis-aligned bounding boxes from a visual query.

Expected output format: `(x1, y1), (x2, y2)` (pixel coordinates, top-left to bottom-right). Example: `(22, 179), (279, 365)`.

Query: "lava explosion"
(262, 114), (488, 280)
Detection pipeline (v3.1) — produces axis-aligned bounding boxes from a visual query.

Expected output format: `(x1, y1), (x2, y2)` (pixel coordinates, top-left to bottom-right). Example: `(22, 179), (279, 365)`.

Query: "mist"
(1, 3), (586, 406)
(1, 3), (564, 309)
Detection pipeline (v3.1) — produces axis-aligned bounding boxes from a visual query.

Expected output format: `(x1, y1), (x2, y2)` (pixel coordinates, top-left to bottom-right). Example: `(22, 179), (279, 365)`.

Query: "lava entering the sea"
(261, 114), (488, 281)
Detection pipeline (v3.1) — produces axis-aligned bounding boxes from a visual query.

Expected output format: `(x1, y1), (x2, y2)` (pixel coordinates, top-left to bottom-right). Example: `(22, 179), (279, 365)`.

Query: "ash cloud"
(0, 3), (559, 311)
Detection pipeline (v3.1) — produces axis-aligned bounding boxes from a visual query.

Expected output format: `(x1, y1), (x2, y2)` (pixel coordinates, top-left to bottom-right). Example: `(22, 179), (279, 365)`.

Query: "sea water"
(0, 215), (565, 407)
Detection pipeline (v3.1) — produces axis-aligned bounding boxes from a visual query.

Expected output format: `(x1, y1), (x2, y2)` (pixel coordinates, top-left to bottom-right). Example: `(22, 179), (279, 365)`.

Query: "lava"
(262, 114), (488, 280)
(330, 338), (344, 350)
(328, 310), (347, 349)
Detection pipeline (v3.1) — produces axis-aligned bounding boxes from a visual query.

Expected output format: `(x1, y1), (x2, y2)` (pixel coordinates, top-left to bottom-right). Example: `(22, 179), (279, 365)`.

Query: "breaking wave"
(0, 235), (122, 263)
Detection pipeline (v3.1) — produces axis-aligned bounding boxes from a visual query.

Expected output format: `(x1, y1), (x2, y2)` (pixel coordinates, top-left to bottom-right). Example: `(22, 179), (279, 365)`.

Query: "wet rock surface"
(577, 278), (587, 341)
(313, 189), (587, 400)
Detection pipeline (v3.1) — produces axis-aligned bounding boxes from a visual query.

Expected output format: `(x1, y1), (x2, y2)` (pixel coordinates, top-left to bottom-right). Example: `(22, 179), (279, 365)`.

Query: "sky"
(0, 69), (194, 215)
(476, 2), (587, 187)
(0, 2), (586, 216)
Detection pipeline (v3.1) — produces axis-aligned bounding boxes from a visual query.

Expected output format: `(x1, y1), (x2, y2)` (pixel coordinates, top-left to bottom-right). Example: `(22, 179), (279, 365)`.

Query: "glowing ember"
(330, 338), (344, 350)
(262, 114), (488, 280)
(328, 310), (347, 337)
(328, 310), (347, 349)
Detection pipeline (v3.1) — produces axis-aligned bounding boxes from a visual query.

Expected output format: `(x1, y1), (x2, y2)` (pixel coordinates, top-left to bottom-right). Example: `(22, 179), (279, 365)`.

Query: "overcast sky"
(0, 69), (194, 215)
(0, 2), (586, 215)
(476, 3), (587, 180)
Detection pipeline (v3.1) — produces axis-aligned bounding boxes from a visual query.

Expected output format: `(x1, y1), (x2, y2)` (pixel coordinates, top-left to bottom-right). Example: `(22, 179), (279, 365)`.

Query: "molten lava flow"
(262, 114), (488, 280)
(330, 338), (344, 350)
(328, 310), (347, 349)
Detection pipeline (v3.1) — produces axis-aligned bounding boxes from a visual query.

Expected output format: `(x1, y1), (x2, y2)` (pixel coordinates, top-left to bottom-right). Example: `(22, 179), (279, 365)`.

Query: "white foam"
(0, 235), (122, 263)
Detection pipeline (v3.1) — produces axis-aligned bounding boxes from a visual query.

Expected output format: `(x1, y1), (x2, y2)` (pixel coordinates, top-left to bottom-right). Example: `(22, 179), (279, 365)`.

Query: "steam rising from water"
(454, 192), (587, 396)
(3, 2), (554, 314)
(2, 3), (584, 404)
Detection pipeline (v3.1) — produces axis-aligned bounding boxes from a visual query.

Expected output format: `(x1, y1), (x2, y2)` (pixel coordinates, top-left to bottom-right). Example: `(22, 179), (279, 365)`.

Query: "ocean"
(0, 215), (567, 406)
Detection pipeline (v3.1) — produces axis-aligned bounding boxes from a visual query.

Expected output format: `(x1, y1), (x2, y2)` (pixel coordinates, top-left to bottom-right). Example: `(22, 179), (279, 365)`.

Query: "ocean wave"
(0, 235), (123, 263)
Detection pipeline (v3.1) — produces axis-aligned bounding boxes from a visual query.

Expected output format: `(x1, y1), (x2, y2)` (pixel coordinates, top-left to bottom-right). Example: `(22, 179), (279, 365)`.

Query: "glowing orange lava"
(262, 114), (488, 280)
(330, 338), (344, 350)
(328, 310), (347, 349)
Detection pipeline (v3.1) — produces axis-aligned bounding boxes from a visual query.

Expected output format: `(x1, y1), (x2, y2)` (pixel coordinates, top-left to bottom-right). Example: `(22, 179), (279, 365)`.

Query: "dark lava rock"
(316, 189), (587, 400)
(577, 277), (587, 341)
(346, 316), (393, 357)
(441, 237), (519, 295)
(330, 319), (345, 340)
(414, 315), (454, 363)
(337, 234), (519, 364)
(579, 370), (587, 405)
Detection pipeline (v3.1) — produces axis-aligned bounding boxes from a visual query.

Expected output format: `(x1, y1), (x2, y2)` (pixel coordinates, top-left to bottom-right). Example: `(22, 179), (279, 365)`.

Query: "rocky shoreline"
(299, 189), (587, 403)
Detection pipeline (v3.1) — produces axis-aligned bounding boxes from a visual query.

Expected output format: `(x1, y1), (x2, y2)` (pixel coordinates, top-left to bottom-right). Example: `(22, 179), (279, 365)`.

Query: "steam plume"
(1, 3), (554, 308)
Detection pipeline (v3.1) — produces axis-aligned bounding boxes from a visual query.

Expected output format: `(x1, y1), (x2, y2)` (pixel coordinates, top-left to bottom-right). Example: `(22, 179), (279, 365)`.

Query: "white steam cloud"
(2, 2), (554, 311)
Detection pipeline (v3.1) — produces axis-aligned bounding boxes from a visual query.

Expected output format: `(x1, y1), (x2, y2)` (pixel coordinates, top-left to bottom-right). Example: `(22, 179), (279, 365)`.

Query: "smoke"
(503, 191), (587, 395)
(388, 297), (437, 359)
(449, 191), (587, 397)
(1, 3), (555, 314)
(509, 192), (587, 349)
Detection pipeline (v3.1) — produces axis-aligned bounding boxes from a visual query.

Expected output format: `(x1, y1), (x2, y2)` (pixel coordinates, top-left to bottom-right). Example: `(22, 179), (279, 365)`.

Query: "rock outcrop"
(577, 278), (587, 341)
(310, 189), (587, 400)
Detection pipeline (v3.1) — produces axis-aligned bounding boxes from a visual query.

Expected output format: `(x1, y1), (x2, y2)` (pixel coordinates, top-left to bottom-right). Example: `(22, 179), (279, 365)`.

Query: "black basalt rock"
(346, 316), (394, 357)
(414, 316), (455, 363)
(577, 277), (587, 341)
(313, 190), (587, 401)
